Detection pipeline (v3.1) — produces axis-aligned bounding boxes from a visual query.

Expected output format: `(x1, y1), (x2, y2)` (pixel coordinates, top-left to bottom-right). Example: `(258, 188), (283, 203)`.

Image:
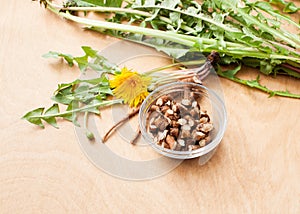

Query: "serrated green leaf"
(242, 58), (261, 68)
(260, 60), (274, 75)
(86, 108), (101, 114)
(105, 0), (123, 7)
(42, 51), (60, 58)
(169, 12), (180, 23)
(218, 64), (241, 79)
(269, 0), (286, 5)
(145, 8), (160, 22)
(194, 20), (204, 32)
(74, 55), (88, 72)
(215, 0), (239, 10)
(43, 46), (119, 74)
(269, 0), (299, 13)
(52, 84), (74, 105)
(43, 51), (74, 66)
(80, 77), (102, 85)
(267, 19), (281, 29)
(22, 108), (45, 128)
(246, 75), (261, 87)
(254, 1), (273, 11)
(283, 2), (299, 13)
(74, 85), (89, 93)
(161, 0), (180, 9)
(260, 32), (274, 41)
(98, 87), (113, 95)
(144, 0), (155, 6)
(84, 99), (102, 114)
(125, 35), (190, 58)
(62, 101), (80, 126)
(219, 56), (239, 65)
(81, 46), (98, 58)
(43, 104), (59, 128)
(59, 54), (74, 66)
(186, 5), (201, 15)
(56, 81), (78, 91)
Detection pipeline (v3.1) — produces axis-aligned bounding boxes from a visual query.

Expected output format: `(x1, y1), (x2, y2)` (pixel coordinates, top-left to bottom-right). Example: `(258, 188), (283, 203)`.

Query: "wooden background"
(0, 1), (299, 213)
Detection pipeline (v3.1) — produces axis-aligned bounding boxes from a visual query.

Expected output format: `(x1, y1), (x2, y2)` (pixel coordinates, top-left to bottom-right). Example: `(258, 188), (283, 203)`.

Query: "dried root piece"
(146, 91), (214, 151)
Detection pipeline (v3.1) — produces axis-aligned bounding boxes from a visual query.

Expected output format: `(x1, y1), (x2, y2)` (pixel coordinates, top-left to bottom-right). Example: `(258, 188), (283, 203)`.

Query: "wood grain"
(0, 1), (299, 213)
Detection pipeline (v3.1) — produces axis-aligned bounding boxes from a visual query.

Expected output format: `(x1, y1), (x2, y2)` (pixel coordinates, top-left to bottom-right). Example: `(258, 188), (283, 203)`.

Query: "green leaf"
(269, 0), (299, 13)
(260, 60), (274, 75)
(51, 75), (113, 106)
(217, 64), (241, 79)
(242, 58), (261, 68)
(74, 55), (88, 72)
(42, 51), (60, 58)
(259, 59), (282, 75)
(283, 2), (299, 13)
(254, 1), (274, 11)
(246, 75), (262, 88)
(43, 46), (119, 74)
(161, 0), (180, 9)
(169, 12), (180, 24)
(81, 46), (98, 58)
(22, 108), (45, 128)
(213, 0), (239, 10)
(43, 104), (59, 128)
(74, 85), (89, 93)
(80, 77), (102, 85)
(144, 0), (155, 6)
(85, 99), (101, 114)
(61, 101), (80, 126)
(43, 51), (74, 66)
(145, 8), (160, 22)
(52, 83), (74, 105)
(105, 0), (123, 7)
(59, 54), (74, 66)
(98, 87), (113, 95)
(125, 35), (190, 58)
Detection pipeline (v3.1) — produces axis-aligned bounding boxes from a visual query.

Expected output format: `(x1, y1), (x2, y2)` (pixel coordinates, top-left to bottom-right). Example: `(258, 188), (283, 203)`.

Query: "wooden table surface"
(1, 1), (299, 213)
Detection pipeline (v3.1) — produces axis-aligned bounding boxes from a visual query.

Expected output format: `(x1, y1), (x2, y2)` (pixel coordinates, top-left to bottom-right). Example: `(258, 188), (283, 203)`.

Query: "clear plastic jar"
(139, 82), (227, 163)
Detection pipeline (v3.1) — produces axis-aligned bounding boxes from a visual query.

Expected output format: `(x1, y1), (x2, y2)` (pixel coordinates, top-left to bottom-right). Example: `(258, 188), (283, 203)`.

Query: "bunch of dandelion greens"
(34, 0), (300, 98)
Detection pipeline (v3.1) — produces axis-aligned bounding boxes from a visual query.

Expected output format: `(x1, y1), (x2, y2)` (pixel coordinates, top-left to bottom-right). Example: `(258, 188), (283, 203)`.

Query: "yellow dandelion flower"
(109, 67), (152, 107)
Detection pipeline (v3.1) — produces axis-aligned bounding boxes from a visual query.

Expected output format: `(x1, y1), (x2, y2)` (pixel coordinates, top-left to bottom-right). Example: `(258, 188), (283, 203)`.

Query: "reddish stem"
(281, 63), (300, 74)
(102, 107), (140, 143)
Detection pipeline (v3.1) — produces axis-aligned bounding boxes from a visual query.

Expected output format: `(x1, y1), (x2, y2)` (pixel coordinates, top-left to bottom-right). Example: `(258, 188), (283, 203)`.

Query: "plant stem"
(130, 127), (141, 144)
(218, 72), (300, 98)
(144, 59), (206, 75)
(28, 99), (123, 118)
